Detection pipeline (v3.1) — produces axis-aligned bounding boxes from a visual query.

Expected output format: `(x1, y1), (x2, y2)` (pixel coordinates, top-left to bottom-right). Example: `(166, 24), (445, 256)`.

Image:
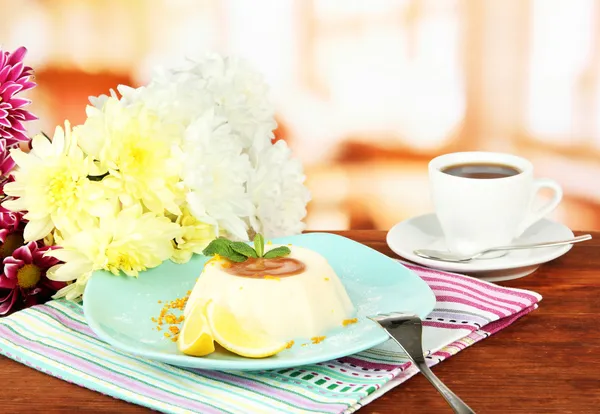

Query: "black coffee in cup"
(441, 163), (521, 179)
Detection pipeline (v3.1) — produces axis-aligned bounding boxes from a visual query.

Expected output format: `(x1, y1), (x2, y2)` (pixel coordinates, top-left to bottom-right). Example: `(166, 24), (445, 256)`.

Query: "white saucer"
(386, 213), (575, 282)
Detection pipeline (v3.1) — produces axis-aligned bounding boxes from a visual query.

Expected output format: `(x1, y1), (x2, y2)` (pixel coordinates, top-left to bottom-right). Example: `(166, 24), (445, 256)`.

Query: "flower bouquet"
(0, 47), (310, 313)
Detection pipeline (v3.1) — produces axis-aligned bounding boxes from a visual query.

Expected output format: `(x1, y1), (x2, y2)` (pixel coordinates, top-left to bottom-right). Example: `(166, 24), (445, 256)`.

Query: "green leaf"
(202, 238), (249, 262)
(230, 242), (258, 258)
(225, 251), (248, 262)
(263, 246), (291, 259)
(254, 234), (265, 258)
(202, 238), (233, 257)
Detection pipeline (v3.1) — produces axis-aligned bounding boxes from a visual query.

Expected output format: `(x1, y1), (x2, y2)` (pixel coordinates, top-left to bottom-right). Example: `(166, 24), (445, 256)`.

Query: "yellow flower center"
(0, 232), (25, 259)
(17, 264), (42, 289)
(126, 144), (148, 164)
(120, 138), (156, 177)
(47, 167), (84, 211)
(105, 247), (146, 276)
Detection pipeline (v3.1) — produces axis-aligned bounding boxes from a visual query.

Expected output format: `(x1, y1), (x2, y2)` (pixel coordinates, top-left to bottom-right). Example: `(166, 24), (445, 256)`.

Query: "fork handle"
(414, 360), (476, 414)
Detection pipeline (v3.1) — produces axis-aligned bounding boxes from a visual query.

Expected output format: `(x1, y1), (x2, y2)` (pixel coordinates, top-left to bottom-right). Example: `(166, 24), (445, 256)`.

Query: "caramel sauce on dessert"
(224, 257), (305, 278)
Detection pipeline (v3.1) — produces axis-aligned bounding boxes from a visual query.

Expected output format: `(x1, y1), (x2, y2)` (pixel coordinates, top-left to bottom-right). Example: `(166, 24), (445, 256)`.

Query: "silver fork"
(370, 312), (476, 414)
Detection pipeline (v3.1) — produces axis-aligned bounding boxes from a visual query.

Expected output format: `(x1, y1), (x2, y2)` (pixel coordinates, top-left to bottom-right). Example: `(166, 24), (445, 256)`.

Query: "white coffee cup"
(429, 151), (563, 255)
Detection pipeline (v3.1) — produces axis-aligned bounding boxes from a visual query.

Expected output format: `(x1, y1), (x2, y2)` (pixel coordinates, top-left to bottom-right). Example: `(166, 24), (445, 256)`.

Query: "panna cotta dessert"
(184, 237), (355, 342)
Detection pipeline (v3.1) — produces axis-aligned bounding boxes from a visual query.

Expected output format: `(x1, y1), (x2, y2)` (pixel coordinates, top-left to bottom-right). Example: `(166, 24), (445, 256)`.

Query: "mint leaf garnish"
(202, 238), (248, 262)
(263, 246), (291, 259)
(202, 234), (277, 262)
(230, 241), (258, 258)
(202, 238), (232, 257)
(226, 250), (248, 262)
(254, 234), (265, 258)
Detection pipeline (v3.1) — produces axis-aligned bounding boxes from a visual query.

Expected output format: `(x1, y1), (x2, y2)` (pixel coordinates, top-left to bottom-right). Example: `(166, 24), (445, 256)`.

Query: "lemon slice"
(177, 300), (215, 357)
(206, 302), (288, 358)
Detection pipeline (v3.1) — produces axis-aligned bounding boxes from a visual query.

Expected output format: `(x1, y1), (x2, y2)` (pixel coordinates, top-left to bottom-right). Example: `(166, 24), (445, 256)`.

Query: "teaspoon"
(414, 234), (592, 263)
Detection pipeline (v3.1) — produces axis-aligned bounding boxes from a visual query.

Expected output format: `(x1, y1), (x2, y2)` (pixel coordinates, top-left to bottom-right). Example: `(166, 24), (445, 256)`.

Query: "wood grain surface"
(1, 230), (598, 414)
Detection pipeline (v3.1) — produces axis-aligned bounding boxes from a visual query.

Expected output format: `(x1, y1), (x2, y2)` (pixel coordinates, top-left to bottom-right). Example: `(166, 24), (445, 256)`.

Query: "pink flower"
(0, 242), (65, 315)
(0, 46), (37, 145)
(0, 140), (15, 175)
(0, 205), (24, 261)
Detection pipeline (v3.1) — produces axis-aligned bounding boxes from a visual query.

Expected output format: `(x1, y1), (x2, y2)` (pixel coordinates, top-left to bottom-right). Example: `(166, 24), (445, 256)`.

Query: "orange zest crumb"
(153, 289), (193, 339)
(171, 335), (179, 342)
(342, 318), (358, 327)
(220, 261), (232, 268)
(285, 340), (294, 349)
(263, 275), (281, 281)
(311, 336), (326, 344)
(301, 343), (307, 347)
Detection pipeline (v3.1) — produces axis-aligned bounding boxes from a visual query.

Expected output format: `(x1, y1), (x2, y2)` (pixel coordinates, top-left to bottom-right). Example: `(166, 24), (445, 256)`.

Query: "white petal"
(24, 209), (50, 220)
(46, 260), (91, 282)
(51, 284), (73, 299)
(87, 199), (116, 217)
(23, 218), (54, 242)
(2, 181), (25, 194)
(31, 134), (54, 158)
(51, 124), (66, 155)
(45, 248), (84, 263)
(9, 148), (36, 169)
(2, 182), (25, 198)
(66, 287), (85, 302)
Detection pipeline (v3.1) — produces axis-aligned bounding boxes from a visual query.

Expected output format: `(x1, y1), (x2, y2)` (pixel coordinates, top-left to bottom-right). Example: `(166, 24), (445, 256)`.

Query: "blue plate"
(83, 232), (435, 371)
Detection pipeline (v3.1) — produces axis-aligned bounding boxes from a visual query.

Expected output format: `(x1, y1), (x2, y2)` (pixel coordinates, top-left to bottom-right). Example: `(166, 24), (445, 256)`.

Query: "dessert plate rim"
(83, 232), (436, 371)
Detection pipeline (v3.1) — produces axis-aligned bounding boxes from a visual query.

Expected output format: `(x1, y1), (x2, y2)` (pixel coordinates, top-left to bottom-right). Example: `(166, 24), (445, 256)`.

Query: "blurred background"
(1, 0), (599, 231)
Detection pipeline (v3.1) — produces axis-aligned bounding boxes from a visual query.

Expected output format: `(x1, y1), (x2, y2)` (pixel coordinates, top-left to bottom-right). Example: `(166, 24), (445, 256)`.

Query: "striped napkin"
(0, 261), (541, 414)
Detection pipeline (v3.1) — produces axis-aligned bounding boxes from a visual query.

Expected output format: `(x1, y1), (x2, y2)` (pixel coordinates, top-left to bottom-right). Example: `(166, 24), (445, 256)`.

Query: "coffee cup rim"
(429, 151), (532, 179)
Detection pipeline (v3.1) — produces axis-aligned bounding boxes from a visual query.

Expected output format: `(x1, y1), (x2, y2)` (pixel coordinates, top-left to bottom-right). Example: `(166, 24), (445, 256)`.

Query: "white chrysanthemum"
(87, 53), (311, 241)
(115, 54), (276, 149)
(3, 121), (113, 241)
(247, 140), (311, 238)
(76, 98), (184, 215)
(46, 204), (181, 301)
(182, 110), (254, 240)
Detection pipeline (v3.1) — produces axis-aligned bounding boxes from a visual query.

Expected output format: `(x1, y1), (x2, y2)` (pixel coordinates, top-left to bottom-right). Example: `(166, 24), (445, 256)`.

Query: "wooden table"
(1, 230), (599, 413)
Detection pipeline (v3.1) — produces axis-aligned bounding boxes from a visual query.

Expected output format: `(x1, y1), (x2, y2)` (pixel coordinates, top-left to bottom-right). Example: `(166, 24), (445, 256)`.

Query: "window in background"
(527, 0), (598, 149)
(522, 0), (600, 230)
(299, 0), (467, 230)
(300, 0), (465, 151)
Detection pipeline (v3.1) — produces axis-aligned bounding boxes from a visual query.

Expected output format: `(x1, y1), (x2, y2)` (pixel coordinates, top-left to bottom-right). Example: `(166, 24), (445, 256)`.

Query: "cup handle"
(516, 178), (563, 236)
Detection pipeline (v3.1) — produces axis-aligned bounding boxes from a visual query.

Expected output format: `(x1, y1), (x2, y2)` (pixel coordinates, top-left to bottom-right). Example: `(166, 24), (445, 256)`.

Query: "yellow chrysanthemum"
(46, 204), (181, 301)
(75, 98), (183, 215)
(3, 121), (113, 242)
(171, 206), (217, 264)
